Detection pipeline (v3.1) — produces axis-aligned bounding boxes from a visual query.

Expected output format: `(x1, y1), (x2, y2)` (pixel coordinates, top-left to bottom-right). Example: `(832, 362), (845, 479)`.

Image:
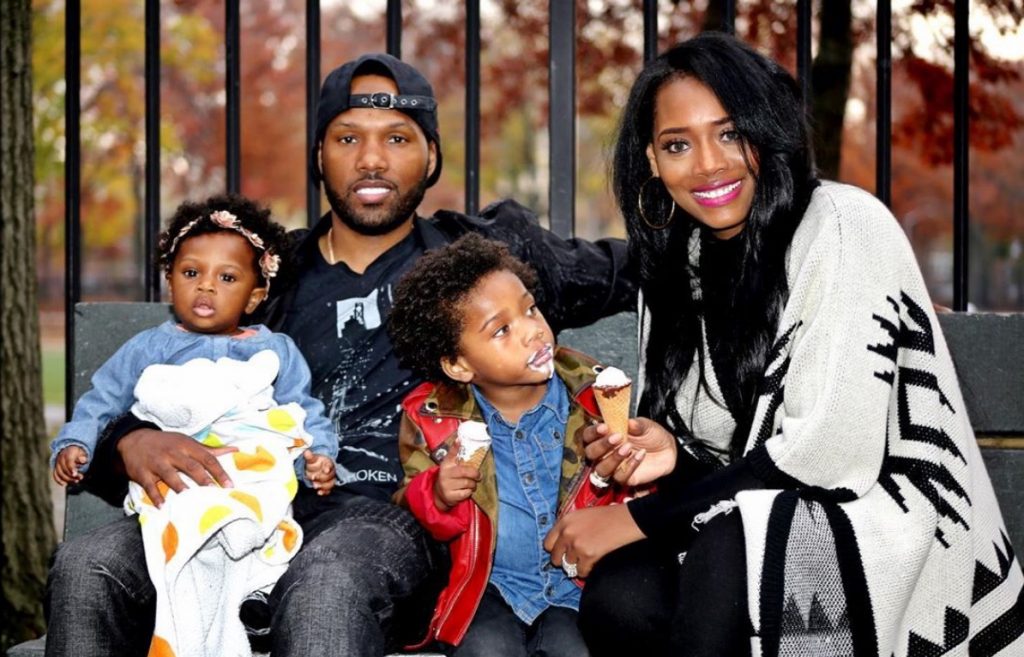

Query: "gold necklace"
(325, 226), (336, 265)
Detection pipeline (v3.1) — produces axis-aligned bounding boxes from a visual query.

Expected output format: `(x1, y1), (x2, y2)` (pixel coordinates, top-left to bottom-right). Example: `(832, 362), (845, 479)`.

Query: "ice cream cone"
(457, 420), (491, 469)
(593, 366), (633, 438)
(459, 445), (489, 468)
(595, 384), (632, 438)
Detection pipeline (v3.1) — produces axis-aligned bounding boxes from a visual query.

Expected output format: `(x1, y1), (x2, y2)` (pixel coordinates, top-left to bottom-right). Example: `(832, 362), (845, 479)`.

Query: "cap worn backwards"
(312, 53), (443, 188)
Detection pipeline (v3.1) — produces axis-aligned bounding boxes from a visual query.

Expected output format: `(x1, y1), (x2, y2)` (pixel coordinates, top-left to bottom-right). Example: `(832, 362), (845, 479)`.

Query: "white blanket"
(125, 350), (311, 657)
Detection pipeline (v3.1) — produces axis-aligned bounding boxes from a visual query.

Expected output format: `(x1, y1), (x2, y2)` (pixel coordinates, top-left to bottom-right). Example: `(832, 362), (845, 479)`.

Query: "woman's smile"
(691, 179), (744, 207)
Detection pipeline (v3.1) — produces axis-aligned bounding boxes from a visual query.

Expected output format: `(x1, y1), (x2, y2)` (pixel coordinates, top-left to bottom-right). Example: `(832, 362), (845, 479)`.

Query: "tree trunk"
(1, 0), (58, 649)
(811, 0), (854, 179)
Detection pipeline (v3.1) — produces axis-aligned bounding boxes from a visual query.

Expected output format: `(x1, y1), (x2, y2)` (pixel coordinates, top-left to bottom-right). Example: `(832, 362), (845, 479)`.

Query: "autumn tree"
(2, 0), (57, 649)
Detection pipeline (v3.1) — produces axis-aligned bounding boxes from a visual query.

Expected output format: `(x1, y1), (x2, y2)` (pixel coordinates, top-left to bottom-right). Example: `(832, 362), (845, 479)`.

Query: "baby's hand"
(53, 445), (88, 486)
(303, 450), (336, 496)
(433, 440), (482, 511)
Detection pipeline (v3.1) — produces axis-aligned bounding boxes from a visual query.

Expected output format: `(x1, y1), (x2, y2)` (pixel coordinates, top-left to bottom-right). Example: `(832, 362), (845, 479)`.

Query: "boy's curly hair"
(388, 233), (539, 383)
(157, 193), (288, 288)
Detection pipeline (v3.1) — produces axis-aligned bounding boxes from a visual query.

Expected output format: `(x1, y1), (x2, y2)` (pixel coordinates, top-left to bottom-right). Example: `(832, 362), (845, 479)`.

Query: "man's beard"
(324, 173), (429, 237)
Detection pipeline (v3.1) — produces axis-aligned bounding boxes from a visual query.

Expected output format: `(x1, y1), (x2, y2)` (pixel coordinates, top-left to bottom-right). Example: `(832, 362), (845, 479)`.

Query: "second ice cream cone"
(593, 366), (633, 438)
(595, 385), (631, 438)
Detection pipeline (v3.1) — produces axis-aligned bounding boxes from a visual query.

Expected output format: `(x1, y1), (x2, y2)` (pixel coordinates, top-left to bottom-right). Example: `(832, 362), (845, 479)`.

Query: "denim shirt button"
(523, 472), (535, 485)
(515, 430), (525, 440)
(546, 585), (555, 597)
(553, 430), (561, 440)
(539, 514), (548, 526)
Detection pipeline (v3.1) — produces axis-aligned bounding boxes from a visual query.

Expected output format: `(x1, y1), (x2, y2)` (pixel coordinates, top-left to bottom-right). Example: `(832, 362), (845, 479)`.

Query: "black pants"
(578, 511), (751, 657)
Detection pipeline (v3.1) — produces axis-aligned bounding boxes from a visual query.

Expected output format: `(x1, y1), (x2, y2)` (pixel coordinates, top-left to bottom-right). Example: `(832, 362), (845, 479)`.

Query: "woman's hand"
(584, 417), (677, 486)
(544, 504), (645, 578)
(118, 428), (237, 507)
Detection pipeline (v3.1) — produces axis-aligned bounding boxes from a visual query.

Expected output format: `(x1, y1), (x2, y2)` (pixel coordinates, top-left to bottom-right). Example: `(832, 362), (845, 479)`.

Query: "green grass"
(42, 345), (65, 408)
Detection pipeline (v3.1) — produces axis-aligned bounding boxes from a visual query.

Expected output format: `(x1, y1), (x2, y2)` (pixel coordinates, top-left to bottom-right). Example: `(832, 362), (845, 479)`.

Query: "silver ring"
(562, 555), (579, 578)
(589, 469), (611, 489)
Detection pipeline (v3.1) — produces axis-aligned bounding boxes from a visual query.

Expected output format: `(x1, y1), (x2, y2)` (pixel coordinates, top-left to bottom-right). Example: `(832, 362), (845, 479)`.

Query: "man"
(45, 53), (635, 656)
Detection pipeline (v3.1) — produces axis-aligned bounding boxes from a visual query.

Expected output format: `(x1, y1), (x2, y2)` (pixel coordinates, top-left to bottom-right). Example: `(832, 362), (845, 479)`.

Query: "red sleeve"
(404, 467), (473, 542)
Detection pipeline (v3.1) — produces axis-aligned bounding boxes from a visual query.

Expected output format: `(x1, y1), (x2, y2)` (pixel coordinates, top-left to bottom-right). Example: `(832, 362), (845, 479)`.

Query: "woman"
(543, 32), (1023, 657)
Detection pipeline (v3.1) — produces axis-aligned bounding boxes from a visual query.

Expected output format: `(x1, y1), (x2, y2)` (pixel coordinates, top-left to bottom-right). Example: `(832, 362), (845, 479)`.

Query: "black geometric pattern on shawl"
(969, 583), (1024, 657)
(967, 532), (1024, 657)
(974, 531), (1017, 605)
(868, 292), (970, 544)
(751, 321), (801, 449)
(902, 607), (969, 657)
(759, 491), (878, 657)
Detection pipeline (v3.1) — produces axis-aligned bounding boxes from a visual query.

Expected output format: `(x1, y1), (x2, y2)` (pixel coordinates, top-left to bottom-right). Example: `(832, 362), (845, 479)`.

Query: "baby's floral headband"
(165, 210), (282, 287)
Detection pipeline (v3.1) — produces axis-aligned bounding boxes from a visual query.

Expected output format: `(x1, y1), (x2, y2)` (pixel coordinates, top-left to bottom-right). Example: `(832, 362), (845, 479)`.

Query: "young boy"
(387, 233), (628, 656)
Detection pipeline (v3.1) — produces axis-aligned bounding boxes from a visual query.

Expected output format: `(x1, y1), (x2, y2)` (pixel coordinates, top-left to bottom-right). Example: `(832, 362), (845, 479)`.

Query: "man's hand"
(303, 450), (336, 496)
(584, 417), (677, 486)
(433, 440), (482, 511)
(118, 428), (236, 507)
(544, 504), (645, 578)
(53, 445), (88, 485)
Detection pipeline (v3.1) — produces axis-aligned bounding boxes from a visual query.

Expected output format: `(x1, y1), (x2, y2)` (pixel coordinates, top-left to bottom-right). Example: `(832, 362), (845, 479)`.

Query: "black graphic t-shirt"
(281, 229), (424, 500)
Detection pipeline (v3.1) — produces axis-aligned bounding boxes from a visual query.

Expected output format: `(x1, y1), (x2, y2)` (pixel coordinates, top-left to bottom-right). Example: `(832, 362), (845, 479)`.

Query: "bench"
(8, 303), (1022, 656)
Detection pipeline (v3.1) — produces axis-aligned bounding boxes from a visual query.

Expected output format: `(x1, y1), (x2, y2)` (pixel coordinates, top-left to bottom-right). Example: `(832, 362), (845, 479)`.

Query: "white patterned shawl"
(639, 182), (1024, 657)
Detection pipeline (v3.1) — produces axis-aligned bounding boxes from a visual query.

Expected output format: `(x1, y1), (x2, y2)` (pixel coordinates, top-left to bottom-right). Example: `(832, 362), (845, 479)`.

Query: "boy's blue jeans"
(44, 489), (446, 656)
(453, 584), (589, 657)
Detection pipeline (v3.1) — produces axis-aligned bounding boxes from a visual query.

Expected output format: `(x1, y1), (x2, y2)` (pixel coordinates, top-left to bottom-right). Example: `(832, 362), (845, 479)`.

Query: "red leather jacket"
(393, 347), (628, 649)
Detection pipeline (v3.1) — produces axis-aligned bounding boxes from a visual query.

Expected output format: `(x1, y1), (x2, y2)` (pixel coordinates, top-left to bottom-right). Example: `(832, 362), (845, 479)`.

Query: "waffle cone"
(595, 384), (631, 438)
(459, 446), (489, 469)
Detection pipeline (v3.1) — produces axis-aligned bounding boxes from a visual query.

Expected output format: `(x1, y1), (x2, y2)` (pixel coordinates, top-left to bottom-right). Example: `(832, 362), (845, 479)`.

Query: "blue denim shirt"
(472, 377), (581, 624)
(50, 320), (337, 484)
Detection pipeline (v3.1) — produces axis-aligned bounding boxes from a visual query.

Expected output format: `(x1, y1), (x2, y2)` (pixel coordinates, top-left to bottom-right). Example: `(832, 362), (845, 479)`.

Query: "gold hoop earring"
(637, 176), (676, 230)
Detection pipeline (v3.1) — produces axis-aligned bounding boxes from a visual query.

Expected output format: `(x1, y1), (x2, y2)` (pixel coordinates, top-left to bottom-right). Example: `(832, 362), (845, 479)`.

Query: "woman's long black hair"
(614, 32), (818, 451)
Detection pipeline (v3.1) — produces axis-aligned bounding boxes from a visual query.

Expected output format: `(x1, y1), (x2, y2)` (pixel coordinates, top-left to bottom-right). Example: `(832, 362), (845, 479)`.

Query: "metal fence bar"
(723, 0), (736, 34)
(144, 0), (161, 300)
(796, 0), (812, 105)
(875, 0), (892, 207)
(225, 0), (240, 193)
(387, 0), (401, 58)
(953, 0), (969, 310)
(643, 0), (658, 63)
(64, 0), (82, 421)
(306, 0), (321, 226)
(548, 0), (575, 238)
(465, 0), (480, 215)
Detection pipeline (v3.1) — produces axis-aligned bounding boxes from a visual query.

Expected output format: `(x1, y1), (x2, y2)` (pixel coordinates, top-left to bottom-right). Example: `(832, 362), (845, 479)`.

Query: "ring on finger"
(589, 469), (611, 489)
(562, 554), (579, 578)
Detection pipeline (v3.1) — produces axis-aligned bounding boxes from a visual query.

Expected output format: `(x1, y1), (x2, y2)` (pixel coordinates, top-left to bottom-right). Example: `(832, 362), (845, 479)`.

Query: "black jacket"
(257, 198), (637, 334)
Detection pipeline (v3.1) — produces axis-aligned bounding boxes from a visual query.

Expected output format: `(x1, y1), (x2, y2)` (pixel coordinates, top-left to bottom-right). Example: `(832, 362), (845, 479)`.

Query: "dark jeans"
(45, 514), (154, 657)
(45, 489), (447, 657)
(578, 511), (750, 657)
(452, 585), (588, 657)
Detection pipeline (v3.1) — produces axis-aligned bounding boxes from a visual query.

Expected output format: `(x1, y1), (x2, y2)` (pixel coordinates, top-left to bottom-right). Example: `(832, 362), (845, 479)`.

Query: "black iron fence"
(60, 0), (980, 418)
